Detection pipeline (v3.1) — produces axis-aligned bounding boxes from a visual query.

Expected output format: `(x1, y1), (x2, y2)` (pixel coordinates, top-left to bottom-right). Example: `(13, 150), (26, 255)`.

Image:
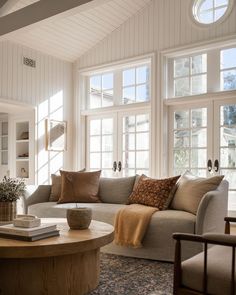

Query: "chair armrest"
(173, 233), (204, 242)
(203, 233), (236, 246)
(22, 185), (51, 213)
(195, 180), (228, 235)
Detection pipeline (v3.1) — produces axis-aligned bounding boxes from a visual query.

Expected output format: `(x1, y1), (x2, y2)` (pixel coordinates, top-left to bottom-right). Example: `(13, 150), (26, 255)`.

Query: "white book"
(0, 223), (57, 237)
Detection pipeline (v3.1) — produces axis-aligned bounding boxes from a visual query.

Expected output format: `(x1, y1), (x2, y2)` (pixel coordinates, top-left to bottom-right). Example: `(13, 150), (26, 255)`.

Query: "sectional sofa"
(22, 176), (229, 262)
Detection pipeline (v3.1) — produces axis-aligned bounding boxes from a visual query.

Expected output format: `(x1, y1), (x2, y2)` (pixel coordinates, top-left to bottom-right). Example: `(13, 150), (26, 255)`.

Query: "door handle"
(118, 161), (122, 172)
(112, 161), (117, 172)
(207, 159), (212, 172)
(214, 159), (219, 173)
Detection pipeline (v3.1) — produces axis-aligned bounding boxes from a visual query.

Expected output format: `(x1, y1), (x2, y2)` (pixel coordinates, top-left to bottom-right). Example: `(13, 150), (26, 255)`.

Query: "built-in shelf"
(0, 120), (8, 166)
(16, 139), (29, 143)
(16, 158), (29, 161)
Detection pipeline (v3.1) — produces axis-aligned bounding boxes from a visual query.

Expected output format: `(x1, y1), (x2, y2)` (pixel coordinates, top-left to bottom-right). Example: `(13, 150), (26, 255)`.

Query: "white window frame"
(76, 53), (156, 177)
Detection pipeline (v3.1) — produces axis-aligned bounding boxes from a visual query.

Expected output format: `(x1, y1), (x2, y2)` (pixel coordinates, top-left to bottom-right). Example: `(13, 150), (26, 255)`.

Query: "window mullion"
(114, 69), (122, 106)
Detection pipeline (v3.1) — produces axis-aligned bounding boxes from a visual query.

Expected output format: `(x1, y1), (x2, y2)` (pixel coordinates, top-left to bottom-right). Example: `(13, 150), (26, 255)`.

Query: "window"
(174, 54), (207, 97)
(221, 48), (236, 91)
(192, 0), (230, 24)
(89, 73), (114, 109)
(122, 65), (150, 104)
(87, 62), (150, 110)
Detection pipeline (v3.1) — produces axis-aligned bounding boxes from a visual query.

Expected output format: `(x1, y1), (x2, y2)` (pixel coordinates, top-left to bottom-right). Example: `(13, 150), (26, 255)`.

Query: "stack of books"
(0, 223), (59, 241)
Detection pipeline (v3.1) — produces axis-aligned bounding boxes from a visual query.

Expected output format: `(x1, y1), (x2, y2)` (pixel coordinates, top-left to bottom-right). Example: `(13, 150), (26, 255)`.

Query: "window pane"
(102, 135), (113, 152)
(123, 116), (135, 133)
(221, 69), (236, 90)
(192, 128), (207, 147)
(191, 74), (207, 95)
(136, 151), (149, 168)
(191, 54), (207, 74)
(191, 108), (207, 127)
(123, 169), (136, 177)
(174, 130), (190, 148)
(220, 105), (236, 126)
(199, 0), (213, 12)
(191, 149), (207, 168)
(90, 75), (101, 91)
(174, 110), (189, 129)
(136, 84), (149, 102)
(174, 149), (189, 168)
(174, 77), (190, 97)
(136, 114), (149, 132)
(123, 68), (135, 86)
(102, 152), (113, 169)
(220, 148), (236, 168)
(136, 66), (149, 84)
(90, 92), (101, 109)
(102, 73), (113, 90)
(199, 11), (214, 23)
(174, 58), (189, 77)
(221, 48), (236, 69)
(102, 118), (113, 135)
(102, 90), (113, 107)
(136, 132), (149, 150)
(123, 87), (135, 104)
(221, 170), (236, 189)
(221, 127), (236, 146)
(136, 169), (149, 176)
(90, 136), (101, 152)
(215, 0), (228, 7)
(123, 151), (135, 168)
(214, 6), (227, 21)
(90, 120), (101, 135)
(190, 169), (207, 177)
(90, 153), (101, 168)
(123, 133), (135, 151)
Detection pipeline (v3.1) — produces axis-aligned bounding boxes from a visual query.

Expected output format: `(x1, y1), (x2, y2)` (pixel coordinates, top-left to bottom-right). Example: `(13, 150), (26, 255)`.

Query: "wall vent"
(23, 57), (36, 68)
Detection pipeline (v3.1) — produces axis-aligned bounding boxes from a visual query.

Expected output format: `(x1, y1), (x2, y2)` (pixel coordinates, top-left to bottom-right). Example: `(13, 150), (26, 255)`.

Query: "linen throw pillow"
(58, 170), (101, 204)
(49, 169), (86, 202)
(127, 175), (180, 210)
(171, 171), (224, 214)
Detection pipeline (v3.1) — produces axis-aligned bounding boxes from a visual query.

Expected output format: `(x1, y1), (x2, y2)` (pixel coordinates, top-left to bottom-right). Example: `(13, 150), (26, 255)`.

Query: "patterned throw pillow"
(127, 175), (180, 210)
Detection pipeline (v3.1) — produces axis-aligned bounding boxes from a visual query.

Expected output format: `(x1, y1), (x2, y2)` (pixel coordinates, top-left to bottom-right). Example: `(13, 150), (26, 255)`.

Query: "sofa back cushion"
(99, 176), (136, 204)
(171, 171), (224, 214)
(58, 170), (101, 203)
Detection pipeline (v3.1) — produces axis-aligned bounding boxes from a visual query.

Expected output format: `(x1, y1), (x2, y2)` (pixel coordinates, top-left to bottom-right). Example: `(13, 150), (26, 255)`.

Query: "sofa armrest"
(195, 179), (229, 235)
(22, 185), (51, 213)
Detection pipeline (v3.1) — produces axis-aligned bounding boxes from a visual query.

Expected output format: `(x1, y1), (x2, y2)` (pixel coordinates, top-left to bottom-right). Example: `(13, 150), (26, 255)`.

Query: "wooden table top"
(0, 218), (114, 259)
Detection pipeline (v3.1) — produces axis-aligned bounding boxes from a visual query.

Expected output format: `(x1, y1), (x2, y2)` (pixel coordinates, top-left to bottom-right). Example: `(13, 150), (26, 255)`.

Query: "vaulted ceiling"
(1, 0), (151, 62)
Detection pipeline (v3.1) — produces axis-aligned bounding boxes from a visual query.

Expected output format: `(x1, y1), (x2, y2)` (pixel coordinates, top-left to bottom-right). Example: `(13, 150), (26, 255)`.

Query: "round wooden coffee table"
(0, 218), (114, 295)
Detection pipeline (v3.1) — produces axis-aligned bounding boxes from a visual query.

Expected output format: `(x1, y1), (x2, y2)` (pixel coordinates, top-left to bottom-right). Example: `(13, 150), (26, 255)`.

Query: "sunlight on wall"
(36, 90), (64, 185)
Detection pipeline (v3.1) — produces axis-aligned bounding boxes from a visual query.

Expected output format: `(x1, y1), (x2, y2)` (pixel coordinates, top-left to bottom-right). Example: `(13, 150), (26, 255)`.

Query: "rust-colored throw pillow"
(58, 170), (101, 204)
(49, 169), (86, 202)
(127, 175), (180, 210)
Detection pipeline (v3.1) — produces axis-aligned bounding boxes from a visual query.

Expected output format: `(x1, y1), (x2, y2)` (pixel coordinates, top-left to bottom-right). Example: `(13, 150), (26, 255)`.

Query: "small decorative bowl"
(67, 208), (92, 230)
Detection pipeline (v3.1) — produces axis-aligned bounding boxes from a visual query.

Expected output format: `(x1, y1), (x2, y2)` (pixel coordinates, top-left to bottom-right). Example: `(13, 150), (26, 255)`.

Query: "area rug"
(89, 253), (173, 295)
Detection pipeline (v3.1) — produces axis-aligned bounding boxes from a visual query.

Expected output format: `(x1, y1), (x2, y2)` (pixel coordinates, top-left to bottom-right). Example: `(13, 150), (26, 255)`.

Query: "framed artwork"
(45, 119), (67, 151)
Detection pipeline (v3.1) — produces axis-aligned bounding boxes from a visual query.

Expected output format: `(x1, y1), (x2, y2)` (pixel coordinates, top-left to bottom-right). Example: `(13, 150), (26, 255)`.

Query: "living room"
(0, 0), (235, 294)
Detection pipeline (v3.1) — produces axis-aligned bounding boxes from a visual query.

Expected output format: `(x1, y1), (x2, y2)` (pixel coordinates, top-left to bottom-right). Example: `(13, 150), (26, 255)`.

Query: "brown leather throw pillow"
(58, 170), (101, 204)
(127, 174), (180, 210)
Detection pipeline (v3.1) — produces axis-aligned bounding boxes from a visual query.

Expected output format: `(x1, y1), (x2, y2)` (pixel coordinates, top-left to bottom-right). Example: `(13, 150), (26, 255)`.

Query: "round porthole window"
(192, 0), (232, 25)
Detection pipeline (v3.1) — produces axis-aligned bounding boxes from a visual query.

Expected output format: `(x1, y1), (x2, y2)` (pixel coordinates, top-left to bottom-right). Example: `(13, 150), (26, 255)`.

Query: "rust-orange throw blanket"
(114, 204), (158, 248)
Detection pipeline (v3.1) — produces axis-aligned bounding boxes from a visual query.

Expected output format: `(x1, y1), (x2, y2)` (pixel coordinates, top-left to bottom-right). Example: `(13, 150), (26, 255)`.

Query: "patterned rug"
(89, 253), (173, 295)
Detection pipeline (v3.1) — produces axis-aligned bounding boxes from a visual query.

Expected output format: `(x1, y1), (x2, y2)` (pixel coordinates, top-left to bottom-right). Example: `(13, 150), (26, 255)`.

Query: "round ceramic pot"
(0, 201), (16, 222)
(67, 208), (92, 230)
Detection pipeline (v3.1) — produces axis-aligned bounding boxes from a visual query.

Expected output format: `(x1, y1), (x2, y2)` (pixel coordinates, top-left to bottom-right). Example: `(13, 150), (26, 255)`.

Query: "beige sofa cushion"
(171, 171), (224, 214)
(182, 245), (236, 294)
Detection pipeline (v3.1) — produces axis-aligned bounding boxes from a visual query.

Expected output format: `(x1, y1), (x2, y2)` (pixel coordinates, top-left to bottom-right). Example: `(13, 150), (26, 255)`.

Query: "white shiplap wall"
(0, 40), (73, 185)
(77, 0), (236, 68)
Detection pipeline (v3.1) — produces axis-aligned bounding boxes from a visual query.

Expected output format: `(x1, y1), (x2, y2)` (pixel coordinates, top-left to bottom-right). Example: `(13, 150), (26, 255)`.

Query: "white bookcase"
(0, 117), (9, 179)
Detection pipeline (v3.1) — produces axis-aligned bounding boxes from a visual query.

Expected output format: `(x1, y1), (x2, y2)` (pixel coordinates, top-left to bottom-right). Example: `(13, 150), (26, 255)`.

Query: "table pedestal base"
(0, 249), (100, 295)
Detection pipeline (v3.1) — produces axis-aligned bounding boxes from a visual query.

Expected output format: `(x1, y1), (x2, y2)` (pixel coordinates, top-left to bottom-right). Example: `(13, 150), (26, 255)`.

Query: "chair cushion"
(171, 171), (224, 214)
(182, 245), (236, 294)
(98, 176), (136, 204)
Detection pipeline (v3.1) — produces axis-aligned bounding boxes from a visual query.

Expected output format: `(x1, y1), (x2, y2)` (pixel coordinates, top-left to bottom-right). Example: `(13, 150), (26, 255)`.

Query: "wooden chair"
(173, 217), (236, 295)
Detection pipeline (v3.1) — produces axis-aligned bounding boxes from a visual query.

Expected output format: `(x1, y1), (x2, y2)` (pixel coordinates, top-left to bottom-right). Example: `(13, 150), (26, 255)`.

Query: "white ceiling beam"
(0, 0), (20, 17)
(0, 0), (111, 37)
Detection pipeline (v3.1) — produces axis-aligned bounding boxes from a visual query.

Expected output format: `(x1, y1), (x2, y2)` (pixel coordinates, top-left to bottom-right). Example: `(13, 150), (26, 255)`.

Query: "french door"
(169, 98), (236, 210)
(86, 109), (150, 177)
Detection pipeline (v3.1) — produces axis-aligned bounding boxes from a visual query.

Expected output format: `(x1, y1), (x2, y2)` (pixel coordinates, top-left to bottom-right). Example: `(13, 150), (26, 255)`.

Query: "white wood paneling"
(77, 0), (236, 69)
(0, 40), (73, 185)
(4, 0), (151, 61)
